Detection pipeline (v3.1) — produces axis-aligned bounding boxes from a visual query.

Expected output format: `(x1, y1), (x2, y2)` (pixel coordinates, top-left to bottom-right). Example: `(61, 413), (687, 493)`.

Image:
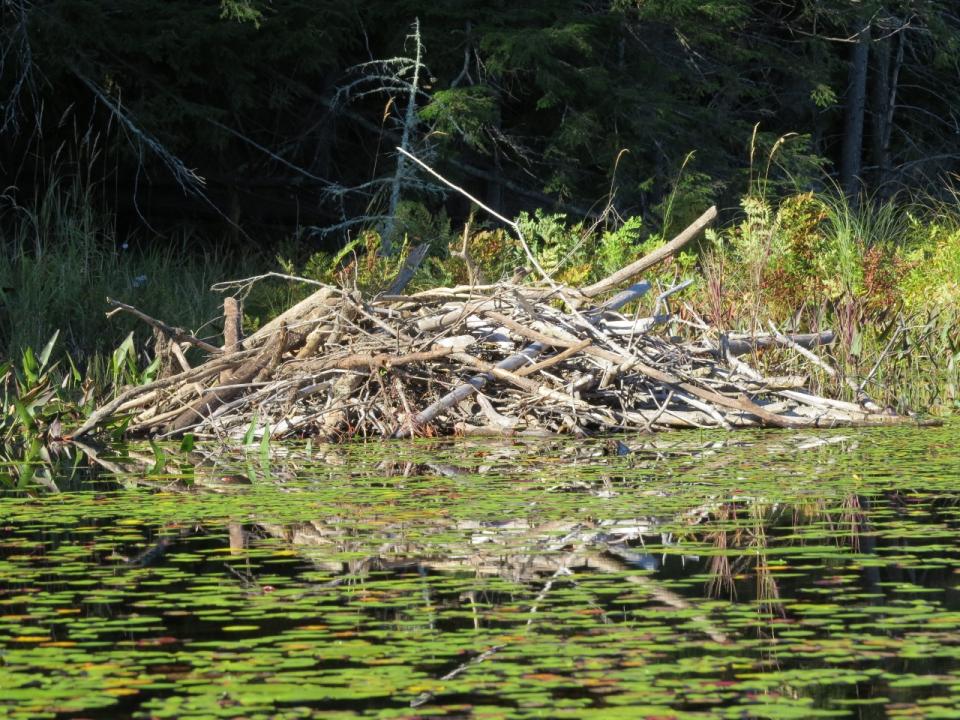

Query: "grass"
(694, 188), (960, 414)
(0, 174), (261, 367)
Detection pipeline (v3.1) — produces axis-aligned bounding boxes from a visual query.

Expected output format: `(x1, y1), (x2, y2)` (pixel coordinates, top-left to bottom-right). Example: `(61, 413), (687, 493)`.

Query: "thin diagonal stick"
(396, 147), (558, 288)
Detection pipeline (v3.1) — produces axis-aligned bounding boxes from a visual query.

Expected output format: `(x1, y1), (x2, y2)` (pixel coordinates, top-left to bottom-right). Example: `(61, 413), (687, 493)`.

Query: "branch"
(385, 242), (430, 295)
(106, 298), (222, 355)
(581, 206), (717, 298)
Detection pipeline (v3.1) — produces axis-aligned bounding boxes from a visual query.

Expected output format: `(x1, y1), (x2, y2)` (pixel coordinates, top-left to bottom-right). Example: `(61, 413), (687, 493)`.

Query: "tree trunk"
(870, 33), (890, 187)
(383, 18), (423, 256)
(870, 23), (904, 198)
(840, 20), (872, 200)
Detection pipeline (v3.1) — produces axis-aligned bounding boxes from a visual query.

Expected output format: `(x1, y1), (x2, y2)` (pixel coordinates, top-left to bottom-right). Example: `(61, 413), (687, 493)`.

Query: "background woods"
(3, 0), (958, 238)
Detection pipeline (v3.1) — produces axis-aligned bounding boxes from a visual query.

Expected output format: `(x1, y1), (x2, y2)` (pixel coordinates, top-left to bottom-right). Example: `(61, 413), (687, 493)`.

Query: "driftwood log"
(70, 206), (933, 443)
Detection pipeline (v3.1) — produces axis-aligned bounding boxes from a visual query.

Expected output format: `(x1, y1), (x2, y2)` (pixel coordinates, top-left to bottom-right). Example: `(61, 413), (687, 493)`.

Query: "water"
(1, 422), (958, 719)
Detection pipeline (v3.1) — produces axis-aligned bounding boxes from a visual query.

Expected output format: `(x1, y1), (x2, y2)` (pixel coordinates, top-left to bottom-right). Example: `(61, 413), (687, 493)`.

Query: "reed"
(0, 173), (258, 366)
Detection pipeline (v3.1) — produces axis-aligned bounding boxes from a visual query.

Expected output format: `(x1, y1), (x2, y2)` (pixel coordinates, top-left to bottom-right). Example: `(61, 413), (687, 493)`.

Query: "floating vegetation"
(1, 423), (959, 718)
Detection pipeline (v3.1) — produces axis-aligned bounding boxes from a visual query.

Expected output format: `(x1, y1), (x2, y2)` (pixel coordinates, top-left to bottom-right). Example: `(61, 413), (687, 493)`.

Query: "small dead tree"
(322, 18), (439, 254)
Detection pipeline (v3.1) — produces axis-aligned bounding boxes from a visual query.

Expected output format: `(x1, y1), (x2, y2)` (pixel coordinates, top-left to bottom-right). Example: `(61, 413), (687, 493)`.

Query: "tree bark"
(881, 32), (903, 198)
(870, 32), (891, 189)
(840, 20), (872, 200)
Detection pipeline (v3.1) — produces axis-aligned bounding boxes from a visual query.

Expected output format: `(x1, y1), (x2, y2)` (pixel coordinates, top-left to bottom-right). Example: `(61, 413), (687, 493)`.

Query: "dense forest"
(3, 0), (958, 246)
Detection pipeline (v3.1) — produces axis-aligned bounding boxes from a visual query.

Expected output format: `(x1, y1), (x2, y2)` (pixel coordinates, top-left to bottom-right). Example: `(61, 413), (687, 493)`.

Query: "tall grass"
(697, 187), (960, 414)
(0, 174), (258, 366)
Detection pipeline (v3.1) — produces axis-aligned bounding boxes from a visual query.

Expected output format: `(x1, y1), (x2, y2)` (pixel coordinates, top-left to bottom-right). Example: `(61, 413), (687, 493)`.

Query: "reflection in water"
(0, 425), (958, 718)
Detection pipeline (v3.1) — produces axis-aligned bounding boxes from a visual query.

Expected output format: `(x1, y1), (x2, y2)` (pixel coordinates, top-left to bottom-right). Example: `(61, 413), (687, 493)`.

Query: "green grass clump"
(0, 175), (259, 365)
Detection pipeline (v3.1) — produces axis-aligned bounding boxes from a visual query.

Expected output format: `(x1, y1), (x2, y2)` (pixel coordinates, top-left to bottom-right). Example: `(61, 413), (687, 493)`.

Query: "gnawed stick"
(482, 310), (581, 349)
(416, 299), (500, 333)
(515, 340), (592, 377)
(221, 297), (241, 383)
(320, 347), (452, 371)
(106, 298), (222, 355)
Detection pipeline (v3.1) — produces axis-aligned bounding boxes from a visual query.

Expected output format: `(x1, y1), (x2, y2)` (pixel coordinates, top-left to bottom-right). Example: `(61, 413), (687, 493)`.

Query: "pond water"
(1, 422), (958, 719)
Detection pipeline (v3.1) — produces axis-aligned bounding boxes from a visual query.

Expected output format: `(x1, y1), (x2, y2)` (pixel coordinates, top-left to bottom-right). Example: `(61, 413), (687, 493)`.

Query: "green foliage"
(393, 201), (456, 258)
(514, 209), (695, 292)
(695, 188), (960, 410)
(443, 226), (515, 284)
(219, 0), (264, 26)
(0, 335), (78, 482)
(1, 334), (67, 442)
(0, 329), (166, 485)
(704, 190), (912, 318)
(816, 193), (906, 298)
(0, 173), (256, 365)
(516, 210), (585, 282)
(656, 169), (725, 239)
(109, 332), (162, 388)
(810, 83), (838, 109)
(264, 223), (441, 316)
(900, 223), (960, 310)
(419, 86), (499, 151)
(597, 216), (644, 278)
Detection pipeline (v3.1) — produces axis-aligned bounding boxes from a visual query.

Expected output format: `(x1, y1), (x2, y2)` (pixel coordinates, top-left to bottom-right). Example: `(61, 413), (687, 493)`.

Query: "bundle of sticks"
(69, 205), (924, 443)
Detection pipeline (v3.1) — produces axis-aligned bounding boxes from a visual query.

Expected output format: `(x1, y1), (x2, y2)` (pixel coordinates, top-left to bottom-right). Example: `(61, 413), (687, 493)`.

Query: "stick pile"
(72, 207), (918, 442)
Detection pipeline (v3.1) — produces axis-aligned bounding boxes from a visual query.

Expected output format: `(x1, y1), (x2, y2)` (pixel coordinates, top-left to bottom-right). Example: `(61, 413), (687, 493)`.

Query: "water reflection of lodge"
(77, 433), (959, 640)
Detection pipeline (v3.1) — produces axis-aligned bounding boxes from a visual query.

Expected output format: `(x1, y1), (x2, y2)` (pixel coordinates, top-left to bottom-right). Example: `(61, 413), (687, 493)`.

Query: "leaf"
(65, 354), (82, 385)
(111, 332), (137, 387)
(21, 346), (38, 385)
(243, 413), (259, 445)
(331, 236), (363, 269)
(13, 398), (35, 432)
(38, 331), (60, 372)
(141, 355), (163, 384)
(850, 330), (862, 358)
(148, 440), (167, 476)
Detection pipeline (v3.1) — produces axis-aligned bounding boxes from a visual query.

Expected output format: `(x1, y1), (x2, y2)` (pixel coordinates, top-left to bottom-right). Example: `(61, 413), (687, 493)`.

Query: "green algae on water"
(0, 422), (959, 718)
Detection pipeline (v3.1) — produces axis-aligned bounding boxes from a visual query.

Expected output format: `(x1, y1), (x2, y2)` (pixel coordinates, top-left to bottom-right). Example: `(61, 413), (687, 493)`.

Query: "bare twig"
(106, 298), (222, 355)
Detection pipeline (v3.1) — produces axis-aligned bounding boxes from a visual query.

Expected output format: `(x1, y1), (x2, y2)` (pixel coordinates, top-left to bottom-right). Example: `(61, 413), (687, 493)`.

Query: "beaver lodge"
(72, 202), (932, 444)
